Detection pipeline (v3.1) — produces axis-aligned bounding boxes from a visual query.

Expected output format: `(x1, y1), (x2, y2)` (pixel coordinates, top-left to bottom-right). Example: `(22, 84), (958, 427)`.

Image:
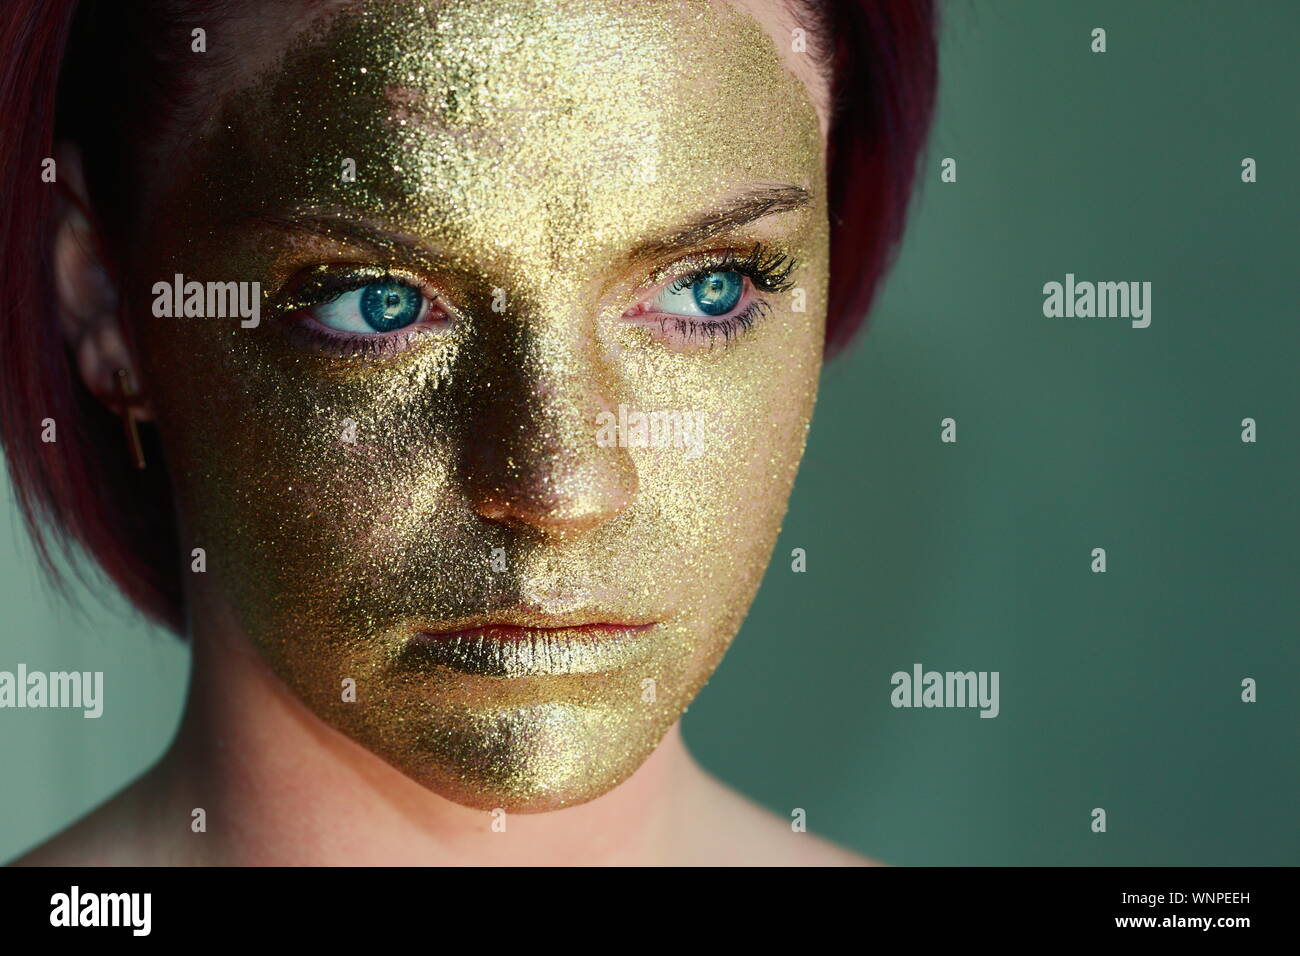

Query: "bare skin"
(17, 0), (871, 866)
(17, 594), (868, 866)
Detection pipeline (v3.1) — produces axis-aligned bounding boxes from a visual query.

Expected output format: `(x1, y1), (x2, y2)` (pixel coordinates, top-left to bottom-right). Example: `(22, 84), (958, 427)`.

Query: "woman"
(1, 0), (935, 864)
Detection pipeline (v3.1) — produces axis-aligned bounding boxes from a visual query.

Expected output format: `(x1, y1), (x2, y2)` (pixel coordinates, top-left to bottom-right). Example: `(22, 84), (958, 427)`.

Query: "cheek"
(142, 318), (472, 639)
(610, 277), (825, 617)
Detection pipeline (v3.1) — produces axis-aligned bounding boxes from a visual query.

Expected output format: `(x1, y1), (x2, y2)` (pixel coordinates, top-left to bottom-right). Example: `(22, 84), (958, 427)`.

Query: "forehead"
(186, 0), (823, 272)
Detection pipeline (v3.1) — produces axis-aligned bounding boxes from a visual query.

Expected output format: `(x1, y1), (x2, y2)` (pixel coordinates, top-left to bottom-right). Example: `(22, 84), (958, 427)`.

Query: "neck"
(152, 596), (693, 865)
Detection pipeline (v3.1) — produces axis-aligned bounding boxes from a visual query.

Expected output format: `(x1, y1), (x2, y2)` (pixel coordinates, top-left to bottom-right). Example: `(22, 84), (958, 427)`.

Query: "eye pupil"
(359, 281), (422, 332)
(692, 271), (743, 316)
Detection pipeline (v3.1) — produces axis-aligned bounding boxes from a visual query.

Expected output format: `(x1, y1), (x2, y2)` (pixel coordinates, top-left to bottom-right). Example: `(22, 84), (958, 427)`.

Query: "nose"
(461, 334), (637, 540)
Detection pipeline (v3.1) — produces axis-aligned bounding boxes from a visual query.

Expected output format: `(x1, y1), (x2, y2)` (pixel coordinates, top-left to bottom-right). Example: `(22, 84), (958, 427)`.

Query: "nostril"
(467, 454), (637, 539)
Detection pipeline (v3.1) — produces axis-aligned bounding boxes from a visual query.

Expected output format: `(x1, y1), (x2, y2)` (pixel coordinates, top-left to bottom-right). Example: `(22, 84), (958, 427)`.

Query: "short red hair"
(0, 0), (937, 633)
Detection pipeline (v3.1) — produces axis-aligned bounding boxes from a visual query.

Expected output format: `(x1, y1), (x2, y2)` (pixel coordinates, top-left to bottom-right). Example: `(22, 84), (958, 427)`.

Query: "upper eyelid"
(271, 252), (780, 304)
(273, 265), (437, 311)
(641, 244), (795, 295)
(258, 212), (799, 286)
(637, 247), (795, 303)
(258, 223), (792, 315)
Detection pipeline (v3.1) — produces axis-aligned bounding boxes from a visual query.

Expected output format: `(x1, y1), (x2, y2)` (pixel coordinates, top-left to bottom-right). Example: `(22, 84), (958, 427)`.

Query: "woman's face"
(133, 0), (827, 811)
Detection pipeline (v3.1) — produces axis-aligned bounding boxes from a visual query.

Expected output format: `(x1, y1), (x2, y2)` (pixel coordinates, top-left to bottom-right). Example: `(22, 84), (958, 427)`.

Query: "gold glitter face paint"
(133, 0), (829, 811)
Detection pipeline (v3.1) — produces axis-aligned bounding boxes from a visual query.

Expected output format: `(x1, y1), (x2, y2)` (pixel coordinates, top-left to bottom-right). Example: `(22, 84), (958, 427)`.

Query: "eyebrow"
(628, 184), (812, 259)
(256, 214), (442, 261)
(257, 183), (811, 262)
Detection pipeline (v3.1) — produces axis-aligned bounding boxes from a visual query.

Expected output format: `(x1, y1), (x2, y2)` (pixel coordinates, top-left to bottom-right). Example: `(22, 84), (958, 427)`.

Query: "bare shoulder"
(8, 773), (160, 867)
(675, 764), (883, 867)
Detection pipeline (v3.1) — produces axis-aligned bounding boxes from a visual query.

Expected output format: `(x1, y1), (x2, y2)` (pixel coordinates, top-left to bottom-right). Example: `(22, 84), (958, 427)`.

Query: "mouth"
(404, 618), (659, 677)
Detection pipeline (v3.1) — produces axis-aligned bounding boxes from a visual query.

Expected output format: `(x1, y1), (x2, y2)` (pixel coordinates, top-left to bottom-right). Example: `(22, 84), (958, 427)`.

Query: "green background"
(2, 0), (1296, 864)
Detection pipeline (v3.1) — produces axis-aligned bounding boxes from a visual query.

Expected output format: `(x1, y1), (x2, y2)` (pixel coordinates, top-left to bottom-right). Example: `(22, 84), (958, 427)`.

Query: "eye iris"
(358, 281), (422, 332)
(692, 271), (743, 316)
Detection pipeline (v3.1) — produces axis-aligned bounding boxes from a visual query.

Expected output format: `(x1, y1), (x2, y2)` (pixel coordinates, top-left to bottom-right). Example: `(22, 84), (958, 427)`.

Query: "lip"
(403, 617), (659, 677)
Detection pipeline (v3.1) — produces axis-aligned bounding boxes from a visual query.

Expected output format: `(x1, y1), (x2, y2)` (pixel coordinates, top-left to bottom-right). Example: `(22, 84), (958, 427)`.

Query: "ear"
(52, 142), (154, 421)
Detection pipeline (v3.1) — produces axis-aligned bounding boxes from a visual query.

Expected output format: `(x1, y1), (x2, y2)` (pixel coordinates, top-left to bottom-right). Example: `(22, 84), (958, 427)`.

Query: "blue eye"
(310, 280), (430, 333)
(649, 271), (745, 317)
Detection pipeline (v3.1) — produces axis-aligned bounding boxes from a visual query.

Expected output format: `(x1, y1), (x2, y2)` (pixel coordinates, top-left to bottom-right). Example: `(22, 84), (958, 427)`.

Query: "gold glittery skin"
(133, 0), (828, 811)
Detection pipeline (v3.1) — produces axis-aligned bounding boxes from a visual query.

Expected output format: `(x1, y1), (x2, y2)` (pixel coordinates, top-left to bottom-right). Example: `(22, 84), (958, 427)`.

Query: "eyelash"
(285, 318), (439, 359)
(642, 243), (796, 345)
(655, 299), (772, 345)
(278, 242), (797, 357)
(280, 268), (448, 358)
(666, 244), (797, 297)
